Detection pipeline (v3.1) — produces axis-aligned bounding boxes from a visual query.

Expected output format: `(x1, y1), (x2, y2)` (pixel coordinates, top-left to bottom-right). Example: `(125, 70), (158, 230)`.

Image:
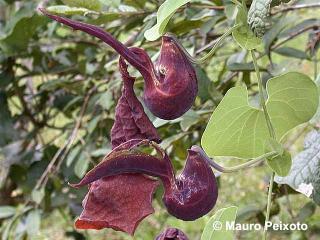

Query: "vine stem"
(35, 86), (96, 190)
(203, 151), (278, 173)
(265, 172), (275, 236)
(251, 50), (277, 240)
(196, 24), (241, 64)
(272, 3), (320, 15)
(166, 24), (241, 64)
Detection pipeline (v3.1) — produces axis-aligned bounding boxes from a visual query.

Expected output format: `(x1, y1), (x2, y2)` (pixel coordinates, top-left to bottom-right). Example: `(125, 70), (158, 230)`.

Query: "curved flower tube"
(71, 140), (218, 221)
(39, 8), (198, 120)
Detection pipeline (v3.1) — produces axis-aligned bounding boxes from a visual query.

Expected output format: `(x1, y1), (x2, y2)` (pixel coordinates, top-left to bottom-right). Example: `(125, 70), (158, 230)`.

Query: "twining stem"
(196, 24), (241, 64)
(121, 141), (278, 174)
(251, 50), (277, 240)
(167, 24), (241, 65)
(272, 3), (320, 15)
(204, 151), (278, 173)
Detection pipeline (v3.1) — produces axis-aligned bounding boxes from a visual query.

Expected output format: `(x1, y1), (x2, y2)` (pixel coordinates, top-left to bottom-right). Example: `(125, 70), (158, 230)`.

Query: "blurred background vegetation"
(0, 0), (320, 239)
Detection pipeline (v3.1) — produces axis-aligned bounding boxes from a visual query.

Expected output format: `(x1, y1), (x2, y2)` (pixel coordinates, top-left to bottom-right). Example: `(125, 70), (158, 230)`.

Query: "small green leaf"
(160, 132), (188, 150)
(195, 66), (212, 101)
(62, 0), (102, 11)
(296, 202), (316, 222)
(274, 47), (309, 60)
(0, 7), (47, 55)
(0, 206), (16, 219)
(201, 206), (238, 240)
(144, 0), (191, 41)
(46, 5), (96, 15)
(31, 188), (45, 205)
(232, 6), (262, 50)
(180, 110), (200, 131)
(98, 92), (114, 110)
(267, 150), (292, 177)
(66, 145), (81, 167)
(202, 72), (319, 158)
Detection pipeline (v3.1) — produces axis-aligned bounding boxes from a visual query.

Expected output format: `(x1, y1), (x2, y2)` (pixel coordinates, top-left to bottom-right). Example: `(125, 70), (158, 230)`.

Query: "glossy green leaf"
(201, 206), (238, 240)
(202, 72), (319, 158)
(232, 6), (262, 50)
(46, 5), (97, 15)
(0, 7), (47, 55)
(267, 150), (292, 177)
(62, 0), (102, 11)
(144, 0), (191, 41)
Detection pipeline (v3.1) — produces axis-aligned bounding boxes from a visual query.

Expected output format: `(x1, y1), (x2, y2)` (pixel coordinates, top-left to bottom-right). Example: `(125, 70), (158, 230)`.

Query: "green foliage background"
(0, 0), (320, 239)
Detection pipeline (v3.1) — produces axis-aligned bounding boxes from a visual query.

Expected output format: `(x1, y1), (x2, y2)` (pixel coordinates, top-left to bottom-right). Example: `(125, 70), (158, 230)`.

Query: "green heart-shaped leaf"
(201, 72), (319, 159)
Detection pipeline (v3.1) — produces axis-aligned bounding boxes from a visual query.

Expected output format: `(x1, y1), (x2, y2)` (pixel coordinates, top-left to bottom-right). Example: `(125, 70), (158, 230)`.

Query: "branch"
(189, 3), (225, 10)
(271, 25), (318, 50)
(35, 86), (96, 190)
(204, 151), (278, 173)
(272, 3), (320, 15)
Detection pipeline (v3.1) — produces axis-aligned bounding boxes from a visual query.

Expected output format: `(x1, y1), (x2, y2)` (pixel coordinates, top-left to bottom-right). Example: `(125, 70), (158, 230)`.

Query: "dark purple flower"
(71, 141), (218, 222)
(73, 60), (161, 235)
(68, 61), (217, 234)
(40, 8), (198, 120)
(38, 10), (218, 234)
(155, 228), (189, 240)
(111, 57), (161, 148)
